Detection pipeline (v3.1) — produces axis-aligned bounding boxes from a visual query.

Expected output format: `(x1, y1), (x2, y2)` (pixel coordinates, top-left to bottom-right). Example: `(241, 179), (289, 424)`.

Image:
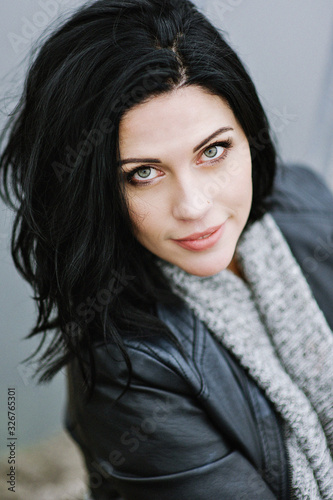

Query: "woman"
(1, 0), (333, 498)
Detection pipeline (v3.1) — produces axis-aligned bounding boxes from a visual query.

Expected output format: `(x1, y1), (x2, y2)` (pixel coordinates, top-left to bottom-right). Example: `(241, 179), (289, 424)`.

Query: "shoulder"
(68, 300), (205, 402)
(65, 301), (235, 484)
(264, 162), (333, 215)
(264, 162), (333, 251)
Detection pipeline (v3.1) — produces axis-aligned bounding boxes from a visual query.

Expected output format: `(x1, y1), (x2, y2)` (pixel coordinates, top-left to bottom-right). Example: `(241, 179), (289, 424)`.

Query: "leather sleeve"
(65, 341), (278, 499)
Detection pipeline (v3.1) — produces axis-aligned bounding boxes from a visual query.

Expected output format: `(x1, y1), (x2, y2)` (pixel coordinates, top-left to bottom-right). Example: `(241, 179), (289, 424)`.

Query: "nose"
(171, 172), (213, 221)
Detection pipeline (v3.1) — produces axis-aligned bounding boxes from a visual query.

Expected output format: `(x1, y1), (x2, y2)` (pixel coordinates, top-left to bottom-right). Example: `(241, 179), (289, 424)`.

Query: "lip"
(171, 222), (226, 251)
(174, 224), (223, 241)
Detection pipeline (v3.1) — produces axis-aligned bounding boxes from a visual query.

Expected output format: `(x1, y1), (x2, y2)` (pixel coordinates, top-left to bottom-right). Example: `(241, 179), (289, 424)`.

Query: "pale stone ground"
(0, 429), (89, 500)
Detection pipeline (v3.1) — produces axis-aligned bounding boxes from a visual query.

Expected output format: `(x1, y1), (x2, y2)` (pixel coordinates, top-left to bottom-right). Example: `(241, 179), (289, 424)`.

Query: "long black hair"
(0, 0), (277, 402)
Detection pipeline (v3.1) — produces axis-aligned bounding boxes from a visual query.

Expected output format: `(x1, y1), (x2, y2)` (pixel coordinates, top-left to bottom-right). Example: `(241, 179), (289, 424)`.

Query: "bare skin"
(227, 254), (247, 283)
(119, 85), (253, 278)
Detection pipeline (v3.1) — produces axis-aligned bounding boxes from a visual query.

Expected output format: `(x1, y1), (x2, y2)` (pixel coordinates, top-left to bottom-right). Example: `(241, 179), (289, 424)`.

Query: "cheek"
(218, 157), (252, 204)
(238, 166), (253, 209)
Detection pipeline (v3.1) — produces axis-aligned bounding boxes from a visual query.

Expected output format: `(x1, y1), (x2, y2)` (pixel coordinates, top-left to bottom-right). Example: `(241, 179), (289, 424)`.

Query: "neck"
(227, 254), (247, 283)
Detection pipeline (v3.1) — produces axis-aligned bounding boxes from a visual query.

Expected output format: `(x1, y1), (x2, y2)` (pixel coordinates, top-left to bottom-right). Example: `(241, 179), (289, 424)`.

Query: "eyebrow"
(193, 126), (234, 153)
(118, 126), (234, 166)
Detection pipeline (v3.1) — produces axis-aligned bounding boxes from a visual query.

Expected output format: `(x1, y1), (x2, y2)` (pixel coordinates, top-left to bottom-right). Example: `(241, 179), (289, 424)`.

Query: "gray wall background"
(0, 0), (332, 458)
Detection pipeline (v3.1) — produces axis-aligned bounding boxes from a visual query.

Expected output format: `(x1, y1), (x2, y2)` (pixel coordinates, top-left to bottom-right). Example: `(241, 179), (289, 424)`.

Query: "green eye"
(204, 146), (218, 158)
(137, 167), (151, 178)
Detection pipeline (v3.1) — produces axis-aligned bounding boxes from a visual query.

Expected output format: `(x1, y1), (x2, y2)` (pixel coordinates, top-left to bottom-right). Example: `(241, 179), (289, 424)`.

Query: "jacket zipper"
(282, 436), (293, 499)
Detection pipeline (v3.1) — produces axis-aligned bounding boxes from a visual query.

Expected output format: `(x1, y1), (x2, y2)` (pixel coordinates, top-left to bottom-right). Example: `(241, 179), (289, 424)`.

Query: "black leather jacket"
(64, 163), (333, 499)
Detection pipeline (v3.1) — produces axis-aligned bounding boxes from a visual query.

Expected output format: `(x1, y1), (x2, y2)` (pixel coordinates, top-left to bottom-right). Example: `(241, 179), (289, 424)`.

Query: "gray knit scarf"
(156, 212), (333, 499)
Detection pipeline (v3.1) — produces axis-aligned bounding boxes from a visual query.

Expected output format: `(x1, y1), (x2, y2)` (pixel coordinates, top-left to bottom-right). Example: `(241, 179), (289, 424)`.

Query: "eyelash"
(125, 139), (233, 185)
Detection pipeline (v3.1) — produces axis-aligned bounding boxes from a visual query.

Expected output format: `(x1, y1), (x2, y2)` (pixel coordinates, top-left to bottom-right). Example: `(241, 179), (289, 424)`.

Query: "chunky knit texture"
(156, 213), (333, 499)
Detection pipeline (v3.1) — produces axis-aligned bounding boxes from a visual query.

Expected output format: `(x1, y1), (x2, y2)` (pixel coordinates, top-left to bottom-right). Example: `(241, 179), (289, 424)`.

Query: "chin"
(175, 255), (231, 277)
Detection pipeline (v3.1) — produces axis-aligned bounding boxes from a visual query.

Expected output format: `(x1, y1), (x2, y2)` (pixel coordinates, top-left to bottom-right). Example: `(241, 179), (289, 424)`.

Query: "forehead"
(118, 85), (238, 150)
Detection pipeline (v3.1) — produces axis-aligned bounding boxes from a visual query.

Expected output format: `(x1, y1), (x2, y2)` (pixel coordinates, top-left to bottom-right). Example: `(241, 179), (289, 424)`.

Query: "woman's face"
(118, 85), (252, 277)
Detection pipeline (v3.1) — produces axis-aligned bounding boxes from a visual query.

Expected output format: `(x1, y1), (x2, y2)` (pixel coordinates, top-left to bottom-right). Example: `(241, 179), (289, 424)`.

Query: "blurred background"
(0, 0), (332, 498)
